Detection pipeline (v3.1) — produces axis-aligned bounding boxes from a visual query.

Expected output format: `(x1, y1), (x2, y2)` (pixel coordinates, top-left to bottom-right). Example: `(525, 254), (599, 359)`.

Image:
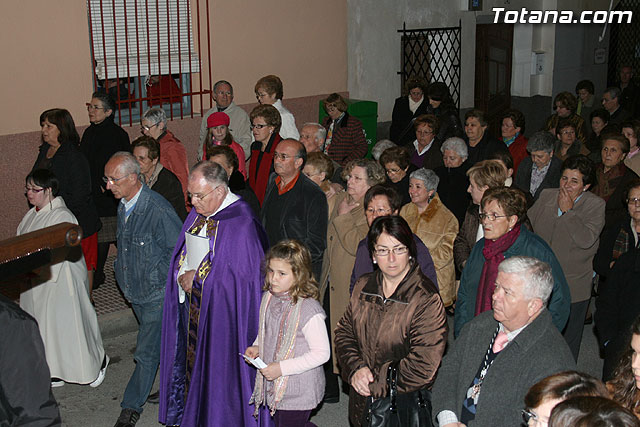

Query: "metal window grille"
(397, 21), (462, 110)
(607, 0), (640, 87)
(87, 0), (213, 126)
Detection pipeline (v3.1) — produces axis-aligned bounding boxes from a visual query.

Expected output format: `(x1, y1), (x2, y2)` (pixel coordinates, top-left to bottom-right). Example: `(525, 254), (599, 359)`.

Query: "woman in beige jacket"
(400, 168), (459, 309)
(319, 159), (386, 374)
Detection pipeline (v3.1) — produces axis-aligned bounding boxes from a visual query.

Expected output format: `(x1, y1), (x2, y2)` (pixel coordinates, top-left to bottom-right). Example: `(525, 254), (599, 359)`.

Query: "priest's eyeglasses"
(374, 246), (408, 257)
(188, 185), (220, 201)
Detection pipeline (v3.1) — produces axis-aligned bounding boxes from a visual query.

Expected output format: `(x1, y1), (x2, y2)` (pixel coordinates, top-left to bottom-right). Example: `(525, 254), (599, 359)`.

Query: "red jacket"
(249, 133), (282, 205)
(508, 133), (528, 174)
(158, 131), (189, 204)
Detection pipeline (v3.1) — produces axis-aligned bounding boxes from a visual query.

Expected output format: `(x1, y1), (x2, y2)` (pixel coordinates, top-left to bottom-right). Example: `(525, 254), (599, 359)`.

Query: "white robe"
(17, 197), (105, 384)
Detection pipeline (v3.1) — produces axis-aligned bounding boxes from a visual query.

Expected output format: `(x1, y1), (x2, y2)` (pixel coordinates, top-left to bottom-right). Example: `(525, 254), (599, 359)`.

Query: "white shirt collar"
(206, 188), (239, 218)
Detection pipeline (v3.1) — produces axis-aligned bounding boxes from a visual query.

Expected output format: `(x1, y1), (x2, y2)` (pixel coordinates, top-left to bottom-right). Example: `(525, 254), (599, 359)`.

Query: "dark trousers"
(322, 289), (340, 398)
(274, 410), (314, 427)
(562, 299), (590, 362)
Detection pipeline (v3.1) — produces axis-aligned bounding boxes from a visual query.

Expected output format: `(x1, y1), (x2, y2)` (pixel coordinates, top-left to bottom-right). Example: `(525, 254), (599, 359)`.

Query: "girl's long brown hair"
(263, 240), (319, 304)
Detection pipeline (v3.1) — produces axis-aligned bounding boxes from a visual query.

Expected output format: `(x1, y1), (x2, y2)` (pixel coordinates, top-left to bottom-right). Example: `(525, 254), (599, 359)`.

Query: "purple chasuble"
(159, 200), (273, 426)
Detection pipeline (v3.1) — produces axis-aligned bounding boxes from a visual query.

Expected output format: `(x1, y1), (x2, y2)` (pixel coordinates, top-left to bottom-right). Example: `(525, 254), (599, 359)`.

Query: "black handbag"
(362, 362), (433, 427)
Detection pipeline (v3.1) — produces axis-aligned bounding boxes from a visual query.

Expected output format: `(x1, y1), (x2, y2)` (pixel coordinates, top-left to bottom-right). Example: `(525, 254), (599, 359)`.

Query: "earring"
(373, 259), (377, 264)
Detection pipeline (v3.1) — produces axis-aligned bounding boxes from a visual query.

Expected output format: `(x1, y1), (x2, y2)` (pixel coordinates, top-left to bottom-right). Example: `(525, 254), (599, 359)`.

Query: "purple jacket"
(350, 234), (438, 294)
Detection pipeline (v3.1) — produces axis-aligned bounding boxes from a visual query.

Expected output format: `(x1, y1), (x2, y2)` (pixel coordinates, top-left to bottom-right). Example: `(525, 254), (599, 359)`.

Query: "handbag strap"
(387, 362), (399, 413)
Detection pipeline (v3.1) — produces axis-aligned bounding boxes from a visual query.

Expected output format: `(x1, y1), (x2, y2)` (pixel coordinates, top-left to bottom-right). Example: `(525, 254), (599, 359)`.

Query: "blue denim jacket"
(114, 184), (182, 304)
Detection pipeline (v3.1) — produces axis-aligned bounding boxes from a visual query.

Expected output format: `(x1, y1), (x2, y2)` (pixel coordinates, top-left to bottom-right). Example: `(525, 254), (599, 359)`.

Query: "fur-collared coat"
(400, 193), (459, 306)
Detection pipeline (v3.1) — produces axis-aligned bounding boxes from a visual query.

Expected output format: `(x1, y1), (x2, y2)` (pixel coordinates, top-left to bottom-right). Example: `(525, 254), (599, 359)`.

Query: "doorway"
(475, 23), (514, 134)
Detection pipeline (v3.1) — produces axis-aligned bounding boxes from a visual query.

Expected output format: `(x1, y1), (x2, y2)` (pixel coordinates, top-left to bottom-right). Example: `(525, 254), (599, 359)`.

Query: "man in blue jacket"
(105, 152), (182, 427)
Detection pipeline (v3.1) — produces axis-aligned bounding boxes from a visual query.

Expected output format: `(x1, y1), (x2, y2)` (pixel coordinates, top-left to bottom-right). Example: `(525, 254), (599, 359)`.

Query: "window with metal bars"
(397, 21), (462, 111)
(87, 0), (213, 126)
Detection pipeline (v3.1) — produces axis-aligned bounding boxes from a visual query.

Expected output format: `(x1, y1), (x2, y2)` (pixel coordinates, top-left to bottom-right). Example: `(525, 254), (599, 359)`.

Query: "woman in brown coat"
(319, 159), (386, 370)
(335, 216), (447, 425)
(400, 168), (458, 309)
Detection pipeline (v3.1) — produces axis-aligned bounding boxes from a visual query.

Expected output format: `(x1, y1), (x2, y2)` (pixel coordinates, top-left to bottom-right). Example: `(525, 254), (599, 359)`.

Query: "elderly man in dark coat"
(433, 256), (575, 427)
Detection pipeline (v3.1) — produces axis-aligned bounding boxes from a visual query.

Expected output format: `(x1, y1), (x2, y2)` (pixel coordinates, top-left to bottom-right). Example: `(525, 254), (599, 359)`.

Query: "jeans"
(121, 299), (164, 413)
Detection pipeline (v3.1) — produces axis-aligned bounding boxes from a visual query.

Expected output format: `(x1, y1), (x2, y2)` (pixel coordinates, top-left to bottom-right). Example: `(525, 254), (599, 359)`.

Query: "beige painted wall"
(0, 0), (347, 240)
(0, 0), (347, 135)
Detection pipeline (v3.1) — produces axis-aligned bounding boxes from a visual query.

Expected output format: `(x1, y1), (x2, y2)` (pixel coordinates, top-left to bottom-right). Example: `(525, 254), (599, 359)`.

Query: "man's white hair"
(498, 256), (553, 305)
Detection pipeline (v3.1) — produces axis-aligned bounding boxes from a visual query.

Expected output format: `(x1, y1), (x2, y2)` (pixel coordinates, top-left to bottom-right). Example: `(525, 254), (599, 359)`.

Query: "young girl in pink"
(247, 240), (330, 427)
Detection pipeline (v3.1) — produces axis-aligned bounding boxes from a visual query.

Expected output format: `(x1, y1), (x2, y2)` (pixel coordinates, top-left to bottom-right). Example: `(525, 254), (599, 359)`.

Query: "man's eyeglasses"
(86, 103), (106, 111)
(215, 91), (232, 96)
(479, 213), (509, 221)
(102, 175), (129, 185)
(374, 246), (408, 257)
(188, 185), (220, 201)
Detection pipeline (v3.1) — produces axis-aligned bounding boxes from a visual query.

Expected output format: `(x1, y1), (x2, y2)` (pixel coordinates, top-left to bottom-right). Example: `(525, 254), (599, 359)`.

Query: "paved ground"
(5, 256), (604, 426)
(51, 312), (603, 426)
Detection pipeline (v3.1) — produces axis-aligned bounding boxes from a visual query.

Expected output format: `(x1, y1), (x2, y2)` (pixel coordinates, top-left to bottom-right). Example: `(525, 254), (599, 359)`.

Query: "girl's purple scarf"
(475, 223), (522, 315)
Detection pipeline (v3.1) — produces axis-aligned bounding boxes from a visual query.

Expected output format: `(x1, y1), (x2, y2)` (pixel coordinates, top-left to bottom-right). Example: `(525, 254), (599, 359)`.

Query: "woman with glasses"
(254, 74), (299, 140)
(319, 158), (385, 402)
(79, 92), (130, 290)
(407, 114), (444, 170)
(595, 180), (640, 380)
(33, 108), (102, 301)
(528, 155), (605, 361)
(544, 91), (588, 144)
(18, 169), (107, 388)
(334, 215), (447, 426)
(554, 120), (589, 162)
(400, 168), (458, 312)
(379, 145), (414, 206)
(321, 93), (368, 167)
(140, 107), (189, 201)
(248, 104), (282, 204)
(522, 371), (609, 427)
(454, 187), (571, 337)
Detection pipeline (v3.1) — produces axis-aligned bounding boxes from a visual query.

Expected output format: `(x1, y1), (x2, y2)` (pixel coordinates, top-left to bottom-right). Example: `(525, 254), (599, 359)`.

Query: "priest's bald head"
(188, 161), (229, 217)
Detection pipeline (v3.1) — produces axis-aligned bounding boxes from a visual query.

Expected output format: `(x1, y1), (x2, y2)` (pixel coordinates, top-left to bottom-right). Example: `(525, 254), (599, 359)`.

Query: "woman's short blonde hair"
(306, 152), (334, 183)
(342, 158), (386, 187)
(467, 159), (507, 189)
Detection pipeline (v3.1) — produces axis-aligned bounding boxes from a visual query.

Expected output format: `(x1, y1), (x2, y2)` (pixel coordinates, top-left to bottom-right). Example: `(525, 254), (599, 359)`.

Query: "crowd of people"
(8, 67), (640, 427)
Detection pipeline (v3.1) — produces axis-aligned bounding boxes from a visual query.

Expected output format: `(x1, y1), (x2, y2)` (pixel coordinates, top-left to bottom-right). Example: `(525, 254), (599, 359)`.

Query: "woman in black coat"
(33, 108), (101, 295)
(426, 82), (463, 142)
(389, 76), (430, 146)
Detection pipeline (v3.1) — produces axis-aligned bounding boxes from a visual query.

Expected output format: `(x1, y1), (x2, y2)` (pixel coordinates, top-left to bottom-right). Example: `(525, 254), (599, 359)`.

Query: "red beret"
(207, 112), (230, 128)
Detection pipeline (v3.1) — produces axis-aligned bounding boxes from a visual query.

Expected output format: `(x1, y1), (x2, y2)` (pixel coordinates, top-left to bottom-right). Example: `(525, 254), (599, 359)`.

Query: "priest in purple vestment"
(159, 161), (272, 426)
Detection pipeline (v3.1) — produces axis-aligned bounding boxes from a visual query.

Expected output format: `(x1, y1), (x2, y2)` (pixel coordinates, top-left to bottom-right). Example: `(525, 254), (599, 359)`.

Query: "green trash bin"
(318, 98), (378, 159)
